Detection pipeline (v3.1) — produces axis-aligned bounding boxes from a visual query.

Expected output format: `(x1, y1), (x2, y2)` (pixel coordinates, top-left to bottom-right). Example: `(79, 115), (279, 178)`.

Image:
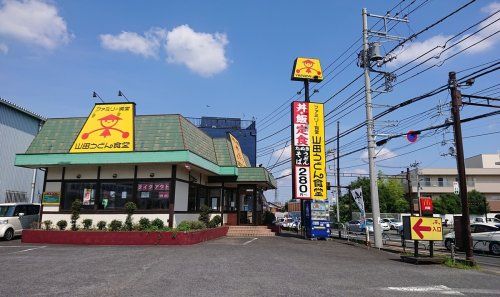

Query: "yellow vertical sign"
(308, 103), (326, 200)
(70, 103), (135, 153)
(229, 133), (248, 167)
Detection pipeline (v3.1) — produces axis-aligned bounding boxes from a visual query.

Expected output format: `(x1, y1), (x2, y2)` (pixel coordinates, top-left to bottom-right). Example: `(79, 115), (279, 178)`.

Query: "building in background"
(0, 98), (45, 203)
(409, 154), (500, 212)
(188, 117), (257, 166)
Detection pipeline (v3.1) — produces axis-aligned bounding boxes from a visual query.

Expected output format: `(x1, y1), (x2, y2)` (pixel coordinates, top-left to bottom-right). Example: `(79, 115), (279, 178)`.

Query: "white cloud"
(0, 43), (7, 54)
(0, 0), (72, 49)
(352, 168), (368, 175)
(100, 28), (166, 58)
(389, 2), (500, 66)
(272, 144), (292, 160)
(165, 25), (229, 77)
(360, 147), (397, 162)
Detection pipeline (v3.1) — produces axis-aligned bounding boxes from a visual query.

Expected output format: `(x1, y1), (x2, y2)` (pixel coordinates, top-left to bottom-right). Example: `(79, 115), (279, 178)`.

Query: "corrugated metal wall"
(0, 103), (44, 203)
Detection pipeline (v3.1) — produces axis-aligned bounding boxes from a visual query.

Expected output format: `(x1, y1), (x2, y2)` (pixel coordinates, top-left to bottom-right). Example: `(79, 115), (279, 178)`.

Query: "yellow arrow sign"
(410, 216), (443, 241)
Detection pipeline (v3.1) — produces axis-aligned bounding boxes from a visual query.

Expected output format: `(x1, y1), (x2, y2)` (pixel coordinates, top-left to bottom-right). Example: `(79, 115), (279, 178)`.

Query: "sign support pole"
(304, 80), (310, 102)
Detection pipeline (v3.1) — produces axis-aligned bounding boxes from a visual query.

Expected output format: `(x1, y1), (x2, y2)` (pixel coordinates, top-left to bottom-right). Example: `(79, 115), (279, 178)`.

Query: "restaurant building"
(14, 102), (276, 227)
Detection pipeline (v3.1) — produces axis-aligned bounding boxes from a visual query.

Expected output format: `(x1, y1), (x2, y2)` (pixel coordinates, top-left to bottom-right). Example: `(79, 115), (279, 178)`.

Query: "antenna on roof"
(92, 91), (104, 103)
(118, 90), (130, 102)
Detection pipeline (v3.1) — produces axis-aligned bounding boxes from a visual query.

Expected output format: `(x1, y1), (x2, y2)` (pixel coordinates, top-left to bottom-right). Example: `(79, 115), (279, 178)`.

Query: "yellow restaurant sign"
(291, 57), (323, 82)
(228, 133), (248, 167)
(70, 103), (135, 153)
(410, 216), (443, 241)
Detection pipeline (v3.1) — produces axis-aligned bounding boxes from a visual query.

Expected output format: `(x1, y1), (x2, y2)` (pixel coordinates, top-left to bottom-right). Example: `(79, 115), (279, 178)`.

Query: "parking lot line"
(8, 246), (46, 255)
(242, 238), (258, 245)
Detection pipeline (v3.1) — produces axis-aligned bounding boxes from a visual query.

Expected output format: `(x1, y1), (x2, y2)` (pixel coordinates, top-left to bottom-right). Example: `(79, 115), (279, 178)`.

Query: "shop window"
(137, 181), (170, 210)
(100, 182), (133, 210)
(198, 187), (208, 209)
(224, 189), (237, 211)
(63, 182), (98, 210)
(209, 188), (221, 211)
(188, 184), (197, 211)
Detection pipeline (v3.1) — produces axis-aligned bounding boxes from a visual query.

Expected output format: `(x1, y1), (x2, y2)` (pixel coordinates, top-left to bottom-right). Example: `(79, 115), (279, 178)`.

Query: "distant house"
(408, 154), (500, 212)
(0, 98), (45, 203)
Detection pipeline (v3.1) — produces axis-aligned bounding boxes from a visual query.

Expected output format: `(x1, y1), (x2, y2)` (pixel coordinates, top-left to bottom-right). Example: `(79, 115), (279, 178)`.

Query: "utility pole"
(362, 8), (382, 248)
(449, 71), (474, 264)
(336, 121), (341, 237)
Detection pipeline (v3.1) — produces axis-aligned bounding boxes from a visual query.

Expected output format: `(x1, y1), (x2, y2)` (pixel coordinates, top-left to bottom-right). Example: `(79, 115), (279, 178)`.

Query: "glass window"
(423, 177), (431, 186)
(0, 206), (15, 217)
(188, 184), (197, 211)
(209, 188), (220, 211)
(198, 187), (208, 209)
(224, 189), (237, 211)
(137, 181), (170, 210)
(27, 205), (40, 215)
(100, 182), (133, 210)
(63, 182), (98, 210)
(13, 205), (27, 216)
(438, 177), (444, 187)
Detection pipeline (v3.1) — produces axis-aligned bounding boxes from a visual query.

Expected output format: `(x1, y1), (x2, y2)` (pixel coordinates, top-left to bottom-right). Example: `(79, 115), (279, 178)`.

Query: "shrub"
(190, 220), (206, 230)
(138, 217), (151, 230)
(82, 219), (93, 230)
(56, 220), (67, 230)
(151, 218), (164, 229)
(124, 202), (137, 231)
(96, 220), (107, 230)
(43, 220), (53, 230)
(263, 211), (276, 225)
(198, 205), (212, 226)
(177, 221), (191, 232)
(208, 215), (222, 228)
(177, 220), (206, 231)
(70, 199), (82, 231)
(109, 220), (123, 231)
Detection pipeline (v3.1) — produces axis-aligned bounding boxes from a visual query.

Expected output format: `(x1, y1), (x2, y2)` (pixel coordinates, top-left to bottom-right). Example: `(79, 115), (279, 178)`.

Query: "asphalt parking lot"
(1, 236), (499, 297)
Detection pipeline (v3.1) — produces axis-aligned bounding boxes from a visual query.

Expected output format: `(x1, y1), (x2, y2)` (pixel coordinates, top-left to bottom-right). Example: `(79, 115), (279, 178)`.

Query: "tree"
(468, 190), (489, 215)
(377, 178), (408, 213)
(435, 193), (461, 214)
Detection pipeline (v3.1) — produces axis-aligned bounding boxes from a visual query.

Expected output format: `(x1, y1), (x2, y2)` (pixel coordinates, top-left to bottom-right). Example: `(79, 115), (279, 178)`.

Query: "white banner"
(351, 187), (365, 213)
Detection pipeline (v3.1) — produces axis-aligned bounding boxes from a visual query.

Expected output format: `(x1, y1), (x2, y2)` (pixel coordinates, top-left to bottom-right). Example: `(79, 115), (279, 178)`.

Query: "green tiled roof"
(20, 113), (274, 187)
(26, 114), (233, 167)
(213, 138), (236, 166)
(236, 167), (277, 188)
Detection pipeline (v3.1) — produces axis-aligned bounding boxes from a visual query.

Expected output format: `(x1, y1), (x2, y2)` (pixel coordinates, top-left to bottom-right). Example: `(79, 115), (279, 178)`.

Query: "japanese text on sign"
(291, 101), (327, 200)
(70, 103), (135, 153)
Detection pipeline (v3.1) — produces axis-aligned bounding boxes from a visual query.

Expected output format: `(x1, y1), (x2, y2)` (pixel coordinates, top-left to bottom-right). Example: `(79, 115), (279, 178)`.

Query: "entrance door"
(239, 187), (255, 225)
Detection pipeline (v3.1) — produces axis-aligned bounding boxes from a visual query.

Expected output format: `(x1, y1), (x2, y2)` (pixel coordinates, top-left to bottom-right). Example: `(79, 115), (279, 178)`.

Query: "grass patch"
(443, 257), (479, 270)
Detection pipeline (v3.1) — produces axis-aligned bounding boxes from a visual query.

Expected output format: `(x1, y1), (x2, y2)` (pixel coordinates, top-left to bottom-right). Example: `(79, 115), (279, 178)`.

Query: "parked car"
(444, 223), (500, 255)
(381, 218), (402, 230)
(347, 220), (362, 232)
(366, 218), (390, 232)
(0, 203), (41, 241)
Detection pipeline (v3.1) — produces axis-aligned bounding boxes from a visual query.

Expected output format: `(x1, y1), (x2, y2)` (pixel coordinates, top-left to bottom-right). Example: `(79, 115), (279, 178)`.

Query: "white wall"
(100, 165), (134, 179)
(65, 166), (98, 180)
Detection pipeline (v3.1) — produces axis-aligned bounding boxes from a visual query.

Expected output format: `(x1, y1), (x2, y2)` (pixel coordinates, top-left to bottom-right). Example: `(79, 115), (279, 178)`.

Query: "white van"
(0, 203), (41, 241)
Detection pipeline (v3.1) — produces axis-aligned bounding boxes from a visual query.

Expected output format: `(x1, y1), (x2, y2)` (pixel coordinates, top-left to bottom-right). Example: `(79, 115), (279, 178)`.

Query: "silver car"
(0, 203), (41, 241)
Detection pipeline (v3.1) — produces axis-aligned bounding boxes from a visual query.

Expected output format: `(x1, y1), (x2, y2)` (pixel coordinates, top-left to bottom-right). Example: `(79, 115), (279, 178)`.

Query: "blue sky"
(1, 0), (499, 201)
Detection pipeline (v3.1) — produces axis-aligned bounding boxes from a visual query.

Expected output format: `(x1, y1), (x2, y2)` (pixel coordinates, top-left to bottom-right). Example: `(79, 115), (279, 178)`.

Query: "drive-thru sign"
(409, 217), (443, 241)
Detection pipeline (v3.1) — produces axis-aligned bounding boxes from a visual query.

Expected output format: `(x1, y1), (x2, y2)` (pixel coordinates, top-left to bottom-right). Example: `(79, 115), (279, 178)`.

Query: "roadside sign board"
(291, 58), (323, 82)
(453, 181), (459, 194)
(419, 197), (433, 217)
(42, 192), (60, 206)
(408, 216), (443, 241)
(291, 101), (327, 200)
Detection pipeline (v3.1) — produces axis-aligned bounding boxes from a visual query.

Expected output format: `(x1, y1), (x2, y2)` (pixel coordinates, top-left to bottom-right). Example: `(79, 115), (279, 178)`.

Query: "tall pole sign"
(290, 57), (327, 201)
